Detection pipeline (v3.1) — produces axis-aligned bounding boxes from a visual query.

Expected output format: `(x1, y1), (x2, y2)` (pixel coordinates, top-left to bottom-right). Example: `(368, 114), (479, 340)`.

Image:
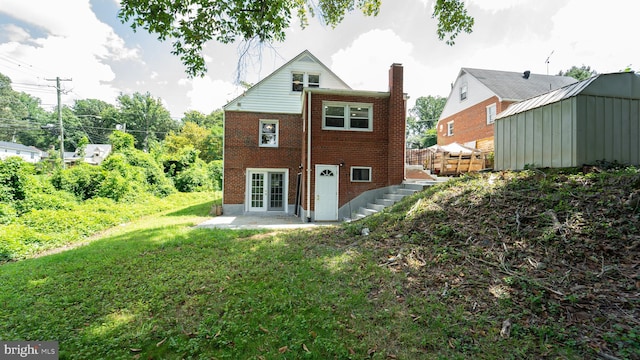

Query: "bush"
(208, 160), (223, 190)
(174, 164), (212, 192)
(97, 171), (131, 201)
(0, 203), (17, 225)
(0, 157), (34, 202)
(17, 191), (78, 213)
(51, 164), (105, 200)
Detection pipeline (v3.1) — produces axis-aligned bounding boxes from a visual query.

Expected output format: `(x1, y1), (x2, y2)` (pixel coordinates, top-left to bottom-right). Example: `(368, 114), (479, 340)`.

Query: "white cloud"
(183, 76), (243, 114)
(330, 29), (446, 107)
(0, 0), (140, 109)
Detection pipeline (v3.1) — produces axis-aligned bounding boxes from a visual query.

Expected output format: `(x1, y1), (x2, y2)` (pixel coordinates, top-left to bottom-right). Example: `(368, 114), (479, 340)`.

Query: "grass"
(1, 168), (638, 359)
(0, 197), (404, 359)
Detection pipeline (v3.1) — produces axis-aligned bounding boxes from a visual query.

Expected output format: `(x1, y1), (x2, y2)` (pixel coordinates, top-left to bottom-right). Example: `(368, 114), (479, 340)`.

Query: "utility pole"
(46, 77), (72, 168)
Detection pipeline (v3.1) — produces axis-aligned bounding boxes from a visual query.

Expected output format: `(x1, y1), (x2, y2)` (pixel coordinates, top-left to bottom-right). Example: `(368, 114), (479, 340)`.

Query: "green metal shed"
(494, 72), (640, 170)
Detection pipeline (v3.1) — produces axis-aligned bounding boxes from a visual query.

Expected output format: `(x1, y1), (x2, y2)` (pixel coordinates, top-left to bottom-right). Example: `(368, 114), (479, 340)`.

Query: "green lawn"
(0, 198), (408, 359)
(0, 185), (606, 359)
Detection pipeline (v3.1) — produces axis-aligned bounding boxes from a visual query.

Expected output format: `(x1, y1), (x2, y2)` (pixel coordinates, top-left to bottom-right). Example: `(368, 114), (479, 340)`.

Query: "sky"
(1, 0), (639, 120)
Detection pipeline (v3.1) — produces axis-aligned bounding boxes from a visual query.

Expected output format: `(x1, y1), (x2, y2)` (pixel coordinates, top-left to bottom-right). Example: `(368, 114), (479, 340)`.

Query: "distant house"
(437, 68), (577, 151)
(0, 141), (43, 163)
(222, 50), (407, 221)
(494, 72), (640, 170)
(66, 144), (112, 165)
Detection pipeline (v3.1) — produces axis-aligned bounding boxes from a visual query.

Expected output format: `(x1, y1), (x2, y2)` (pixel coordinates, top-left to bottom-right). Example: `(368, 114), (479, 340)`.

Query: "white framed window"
(259, 119), (279, 147)
(486, 103), (497, 125)
(323, 102), (373, 131)
(292, 73), (304, 92)
(351, 166), (372, 182)
(460, 83), (468, 101)
(447, 121), (454, 136)
(292, 72), (320, 92)
(308, 74), (320, 88)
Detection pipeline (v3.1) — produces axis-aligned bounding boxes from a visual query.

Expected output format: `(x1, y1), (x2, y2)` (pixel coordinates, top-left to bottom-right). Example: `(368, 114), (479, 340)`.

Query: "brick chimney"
(388, 63), (406, 184)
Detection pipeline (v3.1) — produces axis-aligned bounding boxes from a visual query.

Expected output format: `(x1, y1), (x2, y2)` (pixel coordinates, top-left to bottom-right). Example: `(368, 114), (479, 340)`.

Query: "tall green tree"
(182, 109), (223, 129)
(117, 92), (178, 151)
(406, 95), (446, 149)
(557, 65), (597, 81)
(72, 99), (120, 144)
(118, 0), (473, 77)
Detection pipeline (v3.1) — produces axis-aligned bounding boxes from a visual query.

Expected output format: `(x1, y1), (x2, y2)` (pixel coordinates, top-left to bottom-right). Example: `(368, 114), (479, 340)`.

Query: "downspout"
(221, 110), (226, 210)
(306, 92), (312, 222)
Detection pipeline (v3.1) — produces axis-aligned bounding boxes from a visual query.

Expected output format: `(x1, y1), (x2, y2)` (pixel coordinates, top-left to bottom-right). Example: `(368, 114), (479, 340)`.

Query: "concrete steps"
(350, 179), (447, 221)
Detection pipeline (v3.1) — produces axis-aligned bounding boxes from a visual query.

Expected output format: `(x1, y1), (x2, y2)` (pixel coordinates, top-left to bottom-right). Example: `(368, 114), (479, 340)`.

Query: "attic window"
(308, 74), (320, 88)
(460, 83), (468, 101)
(292, 73), (320, 91)
(292, 73), (304, 92)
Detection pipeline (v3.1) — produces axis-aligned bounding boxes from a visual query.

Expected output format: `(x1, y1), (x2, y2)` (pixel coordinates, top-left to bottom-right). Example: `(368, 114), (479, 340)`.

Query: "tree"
(557, 65), (597, 81)
(72, 99), (120, 144)
(117, 92), (178, 151)
(182, 109), (223, 129)
(118, 0), (473, 77)
(406, 95), (446, 149)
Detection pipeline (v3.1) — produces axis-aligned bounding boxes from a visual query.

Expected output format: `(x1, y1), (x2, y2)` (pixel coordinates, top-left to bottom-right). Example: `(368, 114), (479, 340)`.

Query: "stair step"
(384, 193), (405, 201)
(367, 203), (386, 212)
(402, 183), (427, 191)
(376, 198), (395, 206)
(395, 188), (417, 196)
(359, 207), (378, 216)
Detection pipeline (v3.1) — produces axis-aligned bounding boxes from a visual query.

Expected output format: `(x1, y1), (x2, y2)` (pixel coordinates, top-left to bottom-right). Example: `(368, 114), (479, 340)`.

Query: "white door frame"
(245, 168), (289, 212)
(314, 164), (339, 221)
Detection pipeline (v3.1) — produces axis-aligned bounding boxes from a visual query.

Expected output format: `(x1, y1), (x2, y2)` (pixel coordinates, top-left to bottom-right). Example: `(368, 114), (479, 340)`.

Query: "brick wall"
(223, 111), (302, 205)
(438, 97), (513, 148)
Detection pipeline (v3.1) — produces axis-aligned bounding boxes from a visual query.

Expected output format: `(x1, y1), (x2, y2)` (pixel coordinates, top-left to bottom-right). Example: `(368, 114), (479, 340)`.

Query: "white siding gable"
(225, 51), (350, 114)
(439, 70), (496, 120)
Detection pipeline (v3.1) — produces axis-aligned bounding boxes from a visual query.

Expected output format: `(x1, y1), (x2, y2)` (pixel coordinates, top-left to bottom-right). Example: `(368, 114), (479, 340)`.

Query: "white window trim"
(447, 121), (454, 136)
(245, 168), (289, 213)
(259, 119), (279, 148)
(350, 166), (372, 182)
(322, 101), (373, 132)
(460, 83), (468, 101)
(292, 72), (320, 92)
(486, 103), (497, 125)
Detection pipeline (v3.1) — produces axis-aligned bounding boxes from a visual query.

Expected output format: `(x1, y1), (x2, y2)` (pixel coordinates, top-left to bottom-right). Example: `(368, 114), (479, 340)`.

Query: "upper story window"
(308, 74), (320, 88)
(447, 121), (454, 136)
(486, 103), (497, 125)
(460, 83), (468, 101)
(292, 72), (320, 92)
(259, 119), (279, 147)
(323, 102), (373, 131)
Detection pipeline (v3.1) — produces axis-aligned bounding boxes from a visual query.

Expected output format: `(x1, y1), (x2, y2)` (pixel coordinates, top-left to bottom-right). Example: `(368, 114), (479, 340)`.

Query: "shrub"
(208, 160), (223, 190)
(0, 157), (34, 202)
(51, 163), (105, 200)
(17, 191), (78, 213)
(97, 171), (131, 201)
(174, 164), (213, 192)
(0, 203), (17, 225)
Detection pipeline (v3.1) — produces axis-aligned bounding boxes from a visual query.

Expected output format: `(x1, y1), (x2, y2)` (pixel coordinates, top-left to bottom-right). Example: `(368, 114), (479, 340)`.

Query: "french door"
(247, 169), (287, 212)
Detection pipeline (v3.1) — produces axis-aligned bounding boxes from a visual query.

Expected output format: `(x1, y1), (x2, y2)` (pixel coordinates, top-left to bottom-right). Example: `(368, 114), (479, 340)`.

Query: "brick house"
(436, 68), (576, 152)
(222, 50), (407, 221)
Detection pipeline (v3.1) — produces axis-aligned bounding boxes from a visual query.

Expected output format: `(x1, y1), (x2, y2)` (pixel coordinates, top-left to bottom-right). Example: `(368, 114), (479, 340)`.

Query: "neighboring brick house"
(436, 68), (577, 151)
(223, 50), (407, 221)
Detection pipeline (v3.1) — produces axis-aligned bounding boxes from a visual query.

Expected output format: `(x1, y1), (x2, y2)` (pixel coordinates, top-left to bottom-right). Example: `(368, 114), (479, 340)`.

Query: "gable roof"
(0, 141), (42, 153)
(223, 50), (350, 110)
(496, 72), (640, 119)
(462, 68), (577, 101)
